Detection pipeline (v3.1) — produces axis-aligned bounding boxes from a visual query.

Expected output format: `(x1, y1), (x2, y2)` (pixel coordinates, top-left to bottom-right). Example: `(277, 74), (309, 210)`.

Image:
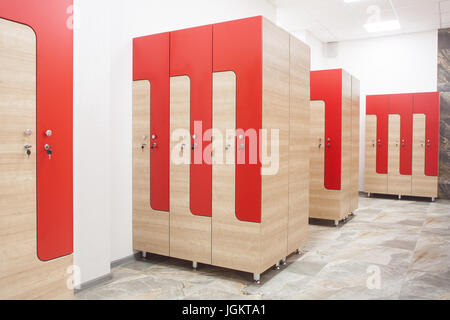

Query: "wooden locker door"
(412, 114), (438, 197)
(170, 25), (212, 217)
(350, 77), (360, 212)
(365, 115), (388, 193)
(211, 71), (260, 273)
(213, 16), (262, 223)
(0, 18), (71, 299)
(132, 80), (169, 256)
(133, 33), (170, 212)
(169, 76), (211, 264)
(309, 101), (344, 220)
(388, 115), (412, 196)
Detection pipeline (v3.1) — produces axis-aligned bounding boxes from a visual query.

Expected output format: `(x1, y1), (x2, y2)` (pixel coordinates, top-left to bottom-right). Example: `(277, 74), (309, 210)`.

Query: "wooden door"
(0, 18), (71, 299)
(169, 76), (211, 264)
(412, 114), (438, 197)
(388, 115), (412, 196)
(309, 101), (344, 220)
(365, 115), (388, 193)
(211, 71), (260, 273)
(132, 80), (169, 256)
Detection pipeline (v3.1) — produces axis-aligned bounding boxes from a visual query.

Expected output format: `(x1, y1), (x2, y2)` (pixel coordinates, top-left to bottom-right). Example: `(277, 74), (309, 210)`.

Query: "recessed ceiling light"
(363, 20), (401, 33)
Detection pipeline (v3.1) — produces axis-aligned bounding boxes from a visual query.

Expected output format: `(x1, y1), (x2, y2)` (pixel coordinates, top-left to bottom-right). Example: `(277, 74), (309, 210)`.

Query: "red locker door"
(213, 16), (262, 223)
(310, 69), (343, 190)
(0, 0), (73, 261)
(133, 33), (170, 212)
(170, 25), (213, 217)
(366, 95), (389, 174)
(389, 94), (413, 175)
(413, 92), (439, 176)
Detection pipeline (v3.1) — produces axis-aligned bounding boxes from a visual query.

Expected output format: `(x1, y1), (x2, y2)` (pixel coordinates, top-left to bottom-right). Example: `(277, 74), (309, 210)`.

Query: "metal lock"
(45, 130), (52, 137)
(24, 129), (32, 136)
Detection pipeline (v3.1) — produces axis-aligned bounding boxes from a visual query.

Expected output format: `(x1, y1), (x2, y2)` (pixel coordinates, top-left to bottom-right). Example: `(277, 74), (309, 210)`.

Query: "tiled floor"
(75, 196), (450, 300)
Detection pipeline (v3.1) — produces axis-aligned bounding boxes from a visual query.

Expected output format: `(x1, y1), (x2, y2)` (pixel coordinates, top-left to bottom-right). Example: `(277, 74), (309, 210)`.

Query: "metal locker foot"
(431, 197), (435, 202)
(142, 251), (147, 259)
(281, 258), (287, 266)
(274, 262), (280, 270)
(398, 195), (402, 200)
(368, 192), (371, 198)
(296, 248), (302, 255)
(334, 220), (339, 227)
(253, 273), (261, 284)
(192, 261), (198, 270)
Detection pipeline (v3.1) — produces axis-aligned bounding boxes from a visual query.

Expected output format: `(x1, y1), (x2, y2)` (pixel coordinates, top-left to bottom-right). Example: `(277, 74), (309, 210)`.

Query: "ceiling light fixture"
(363, 19), (401, 33)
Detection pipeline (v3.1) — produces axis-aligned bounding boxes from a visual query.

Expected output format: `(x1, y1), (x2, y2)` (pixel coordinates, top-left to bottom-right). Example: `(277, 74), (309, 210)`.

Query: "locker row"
(131, 17), (362, 281)
(365, 92), (440, 200)
(132, 16), (311, 282)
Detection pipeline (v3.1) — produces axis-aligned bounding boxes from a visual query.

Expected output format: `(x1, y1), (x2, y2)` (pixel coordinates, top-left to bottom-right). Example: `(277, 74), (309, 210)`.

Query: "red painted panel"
(1, 0), (73, 261)
(170, 26), (212, 217)
(413, 92), (440, 176)
(310, 69), (343, 190)
(213, 16), (262, 223)
(390, 94), (413, 175)
(133, 33), (170, 212)
(366, 95), (390, 174)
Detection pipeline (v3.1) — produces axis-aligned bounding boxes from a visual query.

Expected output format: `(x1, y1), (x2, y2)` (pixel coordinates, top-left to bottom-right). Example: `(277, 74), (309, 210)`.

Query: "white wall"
(74, 0), (112, 284)
(300, 31), (438, 191)
(75, 0), (277, 284)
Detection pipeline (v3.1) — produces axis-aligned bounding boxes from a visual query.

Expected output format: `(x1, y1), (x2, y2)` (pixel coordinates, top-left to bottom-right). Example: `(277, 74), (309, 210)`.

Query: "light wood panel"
(132, 80), (169, 256)
(364, 115), (388, 193)
(350, 76), (360, 212)
(260, 18), (290, 272)
(211, 71), (261, 273)
(0, 18), (72, 300)
(412, 114), (438, 197)
(388, 114), (412, 195)
(341, 71), (352, 216)
(169, 76), (211, 264)
(287, 35), (309, 254)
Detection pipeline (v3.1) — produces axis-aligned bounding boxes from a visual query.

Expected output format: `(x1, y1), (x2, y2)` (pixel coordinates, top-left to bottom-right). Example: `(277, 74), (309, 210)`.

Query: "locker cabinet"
(309, 69), (360, 226)
(365, 92), (439, 200)
(0, 0), (73, 299)
(132, 16), (310, 281)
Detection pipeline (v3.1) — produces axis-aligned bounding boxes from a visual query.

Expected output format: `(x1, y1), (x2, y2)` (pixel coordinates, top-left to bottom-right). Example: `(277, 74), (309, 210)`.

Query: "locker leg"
(281, 257), (287, 266)
(192, 261), (198, 270)
(274, 262), (280, 270)
(142, 251), (147, 259)
(296, 248), (302, 255)
(253, 273), (261, 284)
(368, 192), (371, 198)
(431, 197), (435, 202)
(398, 195), (402, 200)
(334, 220), (339, 227)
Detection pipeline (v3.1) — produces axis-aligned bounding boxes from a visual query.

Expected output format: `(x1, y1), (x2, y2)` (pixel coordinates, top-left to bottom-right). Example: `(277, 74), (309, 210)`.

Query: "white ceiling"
(267, 0), (444, 42)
